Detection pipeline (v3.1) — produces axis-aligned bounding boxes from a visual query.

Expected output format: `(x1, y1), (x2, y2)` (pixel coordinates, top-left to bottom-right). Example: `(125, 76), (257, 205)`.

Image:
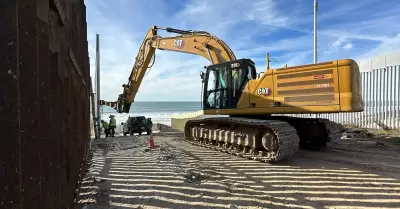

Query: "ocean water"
(99, 101), (202, 126)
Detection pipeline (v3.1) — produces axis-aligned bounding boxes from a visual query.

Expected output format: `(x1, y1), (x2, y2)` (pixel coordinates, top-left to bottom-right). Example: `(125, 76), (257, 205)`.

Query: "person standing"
(109, 115), (117, 137)
(100, 120), (110, 138)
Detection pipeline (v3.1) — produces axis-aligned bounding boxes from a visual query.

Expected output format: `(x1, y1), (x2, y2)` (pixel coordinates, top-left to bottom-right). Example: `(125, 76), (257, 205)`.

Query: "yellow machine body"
(205, 59), (364, 116)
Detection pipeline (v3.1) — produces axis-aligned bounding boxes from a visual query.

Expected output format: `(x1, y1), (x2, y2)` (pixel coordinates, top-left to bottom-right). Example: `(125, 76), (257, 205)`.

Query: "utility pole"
(314, 0), (318, 64)
(95, 34), (101, 139)
(314, 0), (319, 119)
(90, 77), (97, 139)
(266, 53), (270, 70)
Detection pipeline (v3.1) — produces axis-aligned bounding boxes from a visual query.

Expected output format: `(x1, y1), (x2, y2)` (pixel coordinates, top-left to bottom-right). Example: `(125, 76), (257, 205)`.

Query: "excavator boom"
(99, 25), (237, 113)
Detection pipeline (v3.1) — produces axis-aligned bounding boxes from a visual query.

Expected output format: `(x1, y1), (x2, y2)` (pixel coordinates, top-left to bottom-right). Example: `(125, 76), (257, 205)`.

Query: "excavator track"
(184, 117), (300, 163)
(184, 116), (344, 163)
(270, 116), (344, 149)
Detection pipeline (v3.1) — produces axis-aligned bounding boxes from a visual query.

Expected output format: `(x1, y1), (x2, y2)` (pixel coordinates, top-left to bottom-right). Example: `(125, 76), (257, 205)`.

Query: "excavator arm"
(99, 25), (236, 113)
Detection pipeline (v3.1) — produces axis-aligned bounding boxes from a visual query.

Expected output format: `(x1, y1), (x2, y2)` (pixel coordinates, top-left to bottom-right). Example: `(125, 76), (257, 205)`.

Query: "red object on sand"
(148, 135), (155, 148)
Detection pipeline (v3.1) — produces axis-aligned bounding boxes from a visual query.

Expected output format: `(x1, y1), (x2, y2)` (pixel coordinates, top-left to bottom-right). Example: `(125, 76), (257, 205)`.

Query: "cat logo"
(231, 62), (240, 68)
(173, 39), (184, 48)
(257, 88), (272, 96)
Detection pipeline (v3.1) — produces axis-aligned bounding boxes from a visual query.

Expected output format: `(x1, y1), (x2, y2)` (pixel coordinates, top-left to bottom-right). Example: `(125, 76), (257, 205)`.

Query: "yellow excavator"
(100, 25), (364, 162)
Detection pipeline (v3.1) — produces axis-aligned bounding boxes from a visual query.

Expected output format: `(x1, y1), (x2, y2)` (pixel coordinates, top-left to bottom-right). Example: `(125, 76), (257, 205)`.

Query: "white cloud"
(356, 33), (400, 60)
(342, 43), (353, 50)
(245, 0), (289, 27)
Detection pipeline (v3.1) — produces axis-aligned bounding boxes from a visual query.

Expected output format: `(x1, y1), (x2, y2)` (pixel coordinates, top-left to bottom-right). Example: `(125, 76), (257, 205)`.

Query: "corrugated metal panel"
(0, 0), (90, 208)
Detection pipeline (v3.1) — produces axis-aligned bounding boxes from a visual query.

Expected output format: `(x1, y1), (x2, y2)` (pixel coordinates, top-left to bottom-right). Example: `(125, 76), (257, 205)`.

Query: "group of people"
(100, 115), (117, 138)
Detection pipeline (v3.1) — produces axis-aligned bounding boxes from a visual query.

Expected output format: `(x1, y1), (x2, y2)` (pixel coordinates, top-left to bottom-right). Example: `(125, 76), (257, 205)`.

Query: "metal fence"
(284, 65), (400, 129)
(1, 1), (91, 208)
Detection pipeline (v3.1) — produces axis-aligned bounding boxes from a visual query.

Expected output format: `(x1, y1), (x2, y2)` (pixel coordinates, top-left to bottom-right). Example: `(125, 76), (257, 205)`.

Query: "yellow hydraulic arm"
(100, 25), (237, 113)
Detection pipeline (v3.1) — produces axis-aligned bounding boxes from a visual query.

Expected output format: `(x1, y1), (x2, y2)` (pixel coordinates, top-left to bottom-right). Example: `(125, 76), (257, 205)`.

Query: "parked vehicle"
(122, 116), (152, 136)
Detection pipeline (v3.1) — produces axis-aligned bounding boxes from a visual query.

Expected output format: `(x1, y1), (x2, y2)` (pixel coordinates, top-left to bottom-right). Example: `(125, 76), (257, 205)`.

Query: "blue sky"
(84, 0), (400, 101)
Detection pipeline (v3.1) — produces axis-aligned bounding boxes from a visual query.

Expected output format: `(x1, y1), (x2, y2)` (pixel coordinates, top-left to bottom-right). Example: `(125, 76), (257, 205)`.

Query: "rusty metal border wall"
(1, 1), (90, 208)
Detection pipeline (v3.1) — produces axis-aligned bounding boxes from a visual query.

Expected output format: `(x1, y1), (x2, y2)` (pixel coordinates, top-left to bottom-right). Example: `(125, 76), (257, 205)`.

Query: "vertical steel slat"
(336, 112), (339, 124)
(379, 68), (382, 126)
(390, 67), (394, 128)
(343, 112), (345, 124)
(337, 112), (339, 124)
(365, 72), (369, 127)
(393, 66), (397, 128)
(389, 66), (394, 128)
(382, 67), (389, 125)
(383, 68), (387, 127)
(369, 70), (372, 128)
(381, 68), (384, 127)
(375, 69), (379, 126)
(0, 2), (21, 207)
(341, 112), (343, 124)
(368, 71), (372, 128)
(396, 66), (399, 128)
(358, 72), (362, 127)
(365, 72), (368, 128)
(343, 111), (345, 124)
(364, 72), (368, 128)
(366, 72), (370, 127)
(382, 68), (386, 127)
(378, 69), (382, 126)
(361, 72), (365, 127)
(369, 70), (373, 128)
(374, 69), (378, 126)
(385, 67), (389, 127)
(397, 66), (400, 128)
(377, 69), (380, 127)
(335, 112), (338, 123)
(366, 71), (369, 127)
(378, 68), (382, 126)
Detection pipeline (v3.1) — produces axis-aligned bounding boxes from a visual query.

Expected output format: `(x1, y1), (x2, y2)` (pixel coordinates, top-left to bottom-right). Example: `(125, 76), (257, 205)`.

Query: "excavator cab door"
(203, 59), (255, 110)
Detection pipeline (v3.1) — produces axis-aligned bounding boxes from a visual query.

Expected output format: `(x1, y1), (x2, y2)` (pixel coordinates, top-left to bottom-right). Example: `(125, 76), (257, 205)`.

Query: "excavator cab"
(203, 59), (257, 110)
